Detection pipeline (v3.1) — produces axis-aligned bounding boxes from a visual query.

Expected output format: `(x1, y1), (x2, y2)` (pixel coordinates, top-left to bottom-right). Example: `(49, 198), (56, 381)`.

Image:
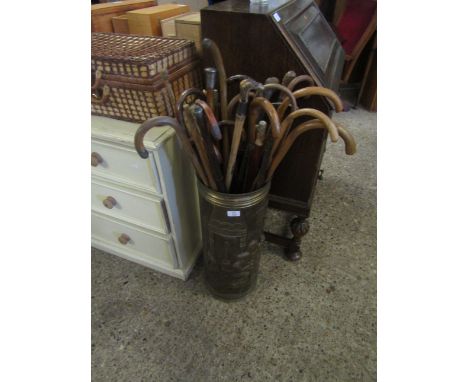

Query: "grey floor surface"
(92, 108), (377, 382)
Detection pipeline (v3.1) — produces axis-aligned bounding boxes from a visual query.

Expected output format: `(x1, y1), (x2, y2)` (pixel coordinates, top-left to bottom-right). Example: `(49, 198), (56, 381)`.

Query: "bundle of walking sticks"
(134, 38), (356, 194)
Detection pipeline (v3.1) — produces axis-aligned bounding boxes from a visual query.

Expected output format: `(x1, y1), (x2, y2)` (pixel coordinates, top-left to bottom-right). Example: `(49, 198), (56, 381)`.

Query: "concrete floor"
(92, 108), (377, 381)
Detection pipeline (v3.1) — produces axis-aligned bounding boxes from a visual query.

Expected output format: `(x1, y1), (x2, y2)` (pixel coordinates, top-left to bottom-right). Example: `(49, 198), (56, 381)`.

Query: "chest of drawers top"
(91, 116), (174, 149)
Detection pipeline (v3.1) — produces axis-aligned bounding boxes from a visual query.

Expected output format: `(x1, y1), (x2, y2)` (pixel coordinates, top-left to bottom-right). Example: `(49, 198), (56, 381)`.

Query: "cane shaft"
(192, 105), (226, 192)
(184, 107), (218, 190)
(225, 112), (246, 191)
(251, 136), (274, 191)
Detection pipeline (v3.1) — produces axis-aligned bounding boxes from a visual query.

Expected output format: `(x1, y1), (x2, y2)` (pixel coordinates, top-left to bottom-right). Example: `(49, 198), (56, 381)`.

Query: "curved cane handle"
(194, 99), (222, 141)
(227, 92), (256, 119)
(91, 69), (102, 91)
(336, 123), (357, 155)
(267, 120), (356, 181)
(247, 97), (281, 142)
(134, 116), (210, 187)
(176, 87), (206, 125)
(278, 87), (344, 120)
(267, 121), (325, 181)
(227, 74), (256, 84)
(263, 83), (298, 112)
(91, 85), (110, 105)
(286, 75), (316, 91)
(273, 108), (339, 157)
(281, 71), (297, 87)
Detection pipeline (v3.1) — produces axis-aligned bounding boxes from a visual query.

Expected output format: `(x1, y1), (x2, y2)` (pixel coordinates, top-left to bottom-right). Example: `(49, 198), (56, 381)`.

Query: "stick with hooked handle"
(286, 74), (315, 92)
(262, 77), (280, 100)
(277, 86), (344, 121)
(272, 108), (340, 157)
(281, 71), (297, 87)
(267, 121), (356, 181)
(134, 116), (209, 187)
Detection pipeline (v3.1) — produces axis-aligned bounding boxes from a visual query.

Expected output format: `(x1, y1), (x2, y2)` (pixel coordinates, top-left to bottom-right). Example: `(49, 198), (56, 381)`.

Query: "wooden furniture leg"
(263, 215), (310, 261)
(286, 216), (310, 261)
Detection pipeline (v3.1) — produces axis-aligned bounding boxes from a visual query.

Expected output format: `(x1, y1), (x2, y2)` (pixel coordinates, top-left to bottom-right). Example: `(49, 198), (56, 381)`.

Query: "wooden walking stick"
(250, 134), (274, 191)
(272, 108), (340, 156)
(277, 86), (344, 120)
(267, 121), (356, 181)
(286, 74), (315, 91)
(191, 104), (226, 192)
(262, 83), (298, 111)
(335, 123), (357, 155)
(224, 79), (260, 191)
(204, 67), (218, 119)
(241, 120), (267, 192)
(194, 99), (223, 142)
(247, 97), (281, 143)
(134, 116), (209, 187)
(262, 77), (280, 100)
(202, 38), (229, 171)
(183, 105), (218, 191)
(227, 92), (256, 120)
(176, 88), (206, 125)
(281, 70), (297, 87)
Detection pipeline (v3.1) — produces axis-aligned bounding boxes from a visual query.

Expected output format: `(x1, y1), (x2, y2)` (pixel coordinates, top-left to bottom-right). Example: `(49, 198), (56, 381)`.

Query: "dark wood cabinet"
(201, 0), (344, 259)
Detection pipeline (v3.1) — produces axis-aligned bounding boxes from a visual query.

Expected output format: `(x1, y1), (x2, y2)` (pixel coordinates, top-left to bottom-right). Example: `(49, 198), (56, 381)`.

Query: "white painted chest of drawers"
(91, 116), (202, 280)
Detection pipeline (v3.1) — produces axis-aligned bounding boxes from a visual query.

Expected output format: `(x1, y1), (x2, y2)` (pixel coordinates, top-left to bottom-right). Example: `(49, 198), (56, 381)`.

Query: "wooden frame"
(334, 0), (377, 83)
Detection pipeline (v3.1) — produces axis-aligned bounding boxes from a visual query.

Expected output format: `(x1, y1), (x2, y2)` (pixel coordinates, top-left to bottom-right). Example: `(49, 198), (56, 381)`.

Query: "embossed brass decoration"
(198, 180), (270, 300)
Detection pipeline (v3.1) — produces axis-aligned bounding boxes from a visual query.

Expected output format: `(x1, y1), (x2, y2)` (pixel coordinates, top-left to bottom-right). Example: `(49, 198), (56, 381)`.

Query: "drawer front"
(91, 140), (162, 194)
(91, 213), (177, 268)
(91, 180), (170, 234)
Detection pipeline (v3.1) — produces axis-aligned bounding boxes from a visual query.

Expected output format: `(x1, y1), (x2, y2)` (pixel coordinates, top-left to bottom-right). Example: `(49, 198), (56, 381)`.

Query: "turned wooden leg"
(286, 216), (310, 261)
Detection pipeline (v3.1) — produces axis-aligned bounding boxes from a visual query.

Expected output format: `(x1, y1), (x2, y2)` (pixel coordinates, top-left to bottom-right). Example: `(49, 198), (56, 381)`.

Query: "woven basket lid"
(91, 33), (196, 79)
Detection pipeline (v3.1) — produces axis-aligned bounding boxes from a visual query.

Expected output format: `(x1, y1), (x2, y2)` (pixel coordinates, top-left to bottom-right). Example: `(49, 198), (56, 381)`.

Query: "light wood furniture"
(112, 15), (130, 33)
(175, 12), (201, 54)
(91, 0), (156, 32)
(127, 4), (190, 36)
(158, 0), (207, 12)
(91, 116), (202, 280)
(161, 11), (192, 37)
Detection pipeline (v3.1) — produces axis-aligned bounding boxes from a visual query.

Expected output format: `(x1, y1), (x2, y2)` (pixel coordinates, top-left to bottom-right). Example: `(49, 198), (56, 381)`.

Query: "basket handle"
(91, 85), (110, 105)
(91, 69), (102, 90)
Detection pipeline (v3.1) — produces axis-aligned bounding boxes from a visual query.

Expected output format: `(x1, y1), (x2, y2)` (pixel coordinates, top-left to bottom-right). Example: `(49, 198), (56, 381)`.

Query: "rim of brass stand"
(197, 180), (270, 208)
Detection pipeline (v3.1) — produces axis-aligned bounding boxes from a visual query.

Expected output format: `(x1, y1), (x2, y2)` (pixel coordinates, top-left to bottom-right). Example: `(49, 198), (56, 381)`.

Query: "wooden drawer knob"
(103, 196), (117, 209)
(118, 233), (131, 245)
(91, 152), (103, 167)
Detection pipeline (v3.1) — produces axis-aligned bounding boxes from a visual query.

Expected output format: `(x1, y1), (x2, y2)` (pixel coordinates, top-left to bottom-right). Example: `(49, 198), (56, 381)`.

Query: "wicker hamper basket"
(91, 33), (202, 123)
